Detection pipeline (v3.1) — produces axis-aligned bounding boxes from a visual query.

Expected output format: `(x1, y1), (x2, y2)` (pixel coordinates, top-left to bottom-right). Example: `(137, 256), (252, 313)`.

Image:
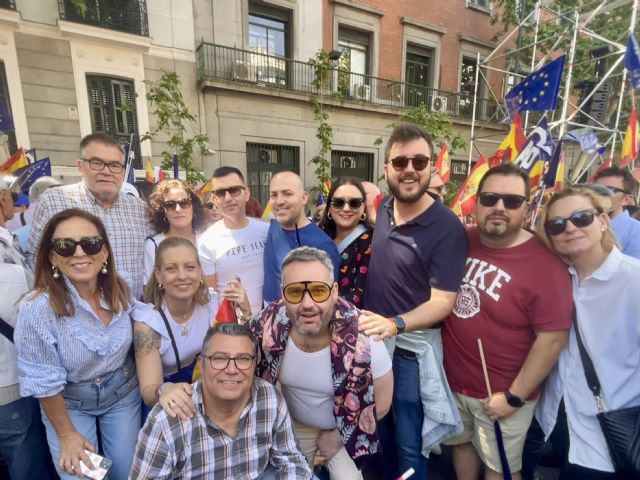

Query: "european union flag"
(625, 34), (640, 89)
(14, 158), (51, 194)
(505, 56), (565, 117)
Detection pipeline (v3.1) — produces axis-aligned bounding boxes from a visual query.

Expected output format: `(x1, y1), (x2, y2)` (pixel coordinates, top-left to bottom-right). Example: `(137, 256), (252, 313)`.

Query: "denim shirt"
(386, 329), (463, 456)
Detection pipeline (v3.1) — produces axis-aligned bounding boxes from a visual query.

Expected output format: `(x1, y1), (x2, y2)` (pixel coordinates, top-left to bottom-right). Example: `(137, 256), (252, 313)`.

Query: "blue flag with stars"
(625, 34), (640, 89)
(13, 157), (51, 194)
(505, 56), (565, 117)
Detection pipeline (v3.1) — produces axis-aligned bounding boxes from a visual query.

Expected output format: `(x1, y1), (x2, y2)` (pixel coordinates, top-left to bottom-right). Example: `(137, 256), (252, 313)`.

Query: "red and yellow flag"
(528, 160), (546, 192)
(619, 107), (639, 168)
(145, 159), (154, 183)
(488, 113), (527, 167)
(0, 147), (28, 174)
(434, 144), (450, 182)
(587, 158), (613, 183)
(450, 156), (489, 217)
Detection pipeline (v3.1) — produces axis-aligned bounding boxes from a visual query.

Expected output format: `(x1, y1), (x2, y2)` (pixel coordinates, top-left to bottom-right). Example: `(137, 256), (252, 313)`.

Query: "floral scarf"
(247, 297), (379, 459)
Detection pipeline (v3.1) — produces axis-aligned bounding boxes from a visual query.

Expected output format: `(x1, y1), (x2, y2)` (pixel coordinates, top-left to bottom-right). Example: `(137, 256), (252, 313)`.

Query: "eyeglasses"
(202, 354), (255, 371)
(81, 157), (125, 174)
(212, 186), (245, 200)
(544, 209), (597, 236)
(428, 185), (445, 194)
(282, 281), (332, 304)
(204, 202), (217, 210)
(606, 186), (630, 195)
(388, 154), (431, 172)
(50, 236), (106, 257)
(162, 199), (192, 211)
(478, 192), (528, 209)
(330, 197), (364, 210)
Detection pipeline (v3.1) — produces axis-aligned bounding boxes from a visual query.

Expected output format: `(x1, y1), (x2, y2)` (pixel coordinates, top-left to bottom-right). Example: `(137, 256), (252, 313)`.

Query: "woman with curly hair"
(143, 179), (205, 288)
(318, 177), (374, 308)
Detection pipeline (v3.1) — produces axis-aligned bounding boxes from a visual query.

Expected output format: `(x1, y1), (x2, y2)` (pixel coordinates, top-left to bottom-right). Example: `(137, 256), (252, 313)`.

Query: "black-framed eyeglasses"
(282, 281), (332, 304)
(478, 192), (528, 209)
(204, 202), (217, 210)
(202, 354), (255, 371)
(330, 197), (364, 210)
(544, 209), (598, 236)
(162, 199), (192, 211)
(605, 186), (630, 195)
(388, 154), (431, 172)
(81, 157), (125, 174)
(50, 236), (106, 257)
(212, 186), (245, 200)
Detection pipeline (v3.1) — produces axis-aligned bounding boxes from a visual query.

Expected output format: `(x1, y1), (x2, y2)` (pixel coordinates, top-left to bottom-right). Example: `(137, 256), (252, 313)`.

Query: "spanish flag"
(0, 147), (28, 174)
(435, 144), (451, 182)
(450, 156), (489, 217)
(145, 159), (154, 183)
(488, 113), (527, 167)
(588, 158), (612, 183)
(619, 107), (638, 168)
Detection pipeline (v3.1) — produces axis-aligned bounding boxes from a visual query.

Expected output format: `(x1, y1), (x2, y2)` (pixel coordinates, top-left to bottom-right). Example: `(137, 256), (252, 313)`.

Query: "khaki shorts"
(443, 392), (536, 473)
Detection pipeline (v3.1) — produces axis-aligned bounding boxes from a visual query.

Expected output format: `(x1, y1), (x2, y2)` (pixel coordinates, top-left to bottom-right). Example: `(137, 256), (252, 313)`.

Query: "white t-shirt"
(133, 296), (219, 376)
(198, 218), (269, 314)
(279, 335), (392, 429)
(143, 233), (202, 289)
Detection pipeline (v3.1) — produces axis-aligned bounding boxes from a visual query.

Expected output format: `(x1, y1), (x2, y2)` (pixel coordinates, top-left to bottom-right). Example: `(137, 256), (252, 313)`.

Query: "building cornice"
(458, 33), (496, 50)
(400, 17), (447, 35)
(58, 20), (151, 50)
(0, 7), (20, 29)
(332, 0), (384, 17)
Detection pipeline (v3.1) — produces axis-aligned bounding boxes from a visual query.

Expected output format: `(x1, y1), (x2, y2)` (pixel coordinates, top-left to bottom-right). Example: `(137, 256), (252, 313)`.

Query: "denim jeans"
(41, 357), (141, 480)
(378, 348), (428, 480)
(0, 395), (57, 480)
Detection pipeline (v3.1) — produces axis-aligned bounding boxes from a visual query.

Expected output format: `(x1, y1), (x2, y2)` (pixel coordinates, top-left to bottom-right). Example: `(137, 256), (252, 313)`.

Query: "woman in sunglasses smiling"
(144, 180), (205, 288)
(15, 208), (139, 479)
(318, 178), (374, 308)
(201, 190), (223, 227)
(537, 186), (640, 478)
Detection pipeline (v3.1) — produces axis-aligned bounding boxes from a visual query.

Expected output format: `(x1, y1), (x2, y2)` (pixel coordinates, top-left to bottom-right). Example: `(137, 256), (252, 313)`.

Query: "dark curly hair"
(147, 179), (205, 233)
(318, 177), (373, 239)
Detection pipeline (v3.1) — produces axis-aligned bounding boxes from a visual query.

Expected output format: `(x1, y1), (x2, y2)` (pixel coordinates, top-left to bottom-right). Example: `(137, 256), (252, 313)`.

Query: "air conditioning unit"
(430, 95), (448, 113)
(257, 148), (278, 164)
(354, 84), (371, 100)
(232, 60), (255, 82)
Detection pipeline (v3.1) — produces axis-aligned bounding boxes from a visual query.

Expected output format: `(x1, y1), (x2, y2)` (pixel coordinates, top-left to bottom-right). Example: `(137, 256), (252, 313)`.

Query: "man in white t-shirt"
(198, 167), (269, 315)
(247, 247), (393, 480)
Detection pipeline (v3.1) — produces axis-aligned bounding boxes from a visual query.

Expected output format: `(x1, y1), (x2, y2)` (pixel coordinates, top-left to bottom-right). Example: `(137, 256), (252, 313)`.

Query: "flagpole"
(467, 52), (482, 175)
(523, 1), (542, 131)
(124, 133), (134, 183)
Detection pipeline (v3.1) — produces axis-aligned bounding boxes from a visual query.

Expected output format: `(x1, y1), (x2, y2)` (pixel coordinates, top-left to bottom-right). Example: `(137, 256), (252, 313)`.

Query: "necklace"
(167, 304), (195, 336)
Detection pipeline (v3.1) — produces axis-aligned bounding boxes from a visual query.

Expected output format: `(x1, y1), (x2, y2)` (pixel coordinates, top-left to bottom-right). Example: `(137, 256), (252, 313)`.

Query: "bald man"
(262, 171), (340, 303)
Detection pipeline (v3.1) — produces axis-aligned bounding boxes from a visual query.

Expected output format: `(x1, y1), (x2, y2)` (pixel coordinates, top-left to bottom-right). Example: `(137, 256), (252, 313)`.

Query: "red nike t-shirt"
(443, 228), (572, 400)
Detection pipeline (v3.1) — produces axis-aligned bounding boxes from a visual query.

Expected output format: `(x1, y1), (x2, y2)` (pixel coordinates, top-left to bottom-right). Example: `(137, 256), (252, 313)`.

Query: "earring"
(52, 265), (60, 279)
(327, 211), (333, 220)
(360, 212), (367, 221)
(101, 262), (108, 275)
(158, 283), (163, 290)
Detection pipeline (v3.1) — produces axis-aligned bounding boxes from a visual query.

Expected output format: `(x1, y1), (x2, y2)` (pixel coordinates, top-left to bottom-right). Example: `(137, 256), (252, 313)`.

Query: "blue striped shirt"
(15, 279), (134, 398)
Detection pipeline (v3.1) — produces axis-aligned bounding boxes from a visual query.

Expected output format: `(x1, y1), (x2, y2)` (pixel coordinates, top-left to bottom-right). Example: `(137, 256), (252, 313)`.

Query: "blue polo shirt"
(364, 196), (468, 351)
(611, 210), (640, 260)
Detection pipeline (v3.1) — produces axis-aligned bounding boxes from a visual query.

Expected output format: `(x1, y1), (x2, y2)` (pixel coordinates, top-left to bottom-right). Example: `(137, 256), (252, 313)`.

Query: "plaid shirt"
(27, 181), (151, 299)
(129, 378), (312, 480)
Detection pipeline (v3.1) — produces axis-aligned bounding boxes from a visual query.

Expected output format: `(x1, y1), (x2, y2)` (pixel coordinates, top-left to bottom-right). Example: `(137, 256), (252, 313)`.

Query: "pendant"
(180, 326), (189, 337)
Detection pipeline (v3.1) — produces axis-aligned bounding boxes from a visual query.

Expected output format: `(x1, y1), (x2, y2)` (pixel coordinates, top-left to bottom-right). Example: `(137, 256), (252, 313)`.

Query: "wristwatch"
(392, 315), (406, 335)
(505, 389), (525, 408)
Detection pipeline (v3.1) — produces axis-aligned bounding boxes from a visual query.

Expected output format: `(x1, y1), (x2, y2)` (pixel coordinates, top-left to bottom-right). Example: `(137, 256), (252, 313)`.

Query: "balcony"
(197, 42), (500, 122)
(0, 0), (15, 10)
(58, 0), (149, 36)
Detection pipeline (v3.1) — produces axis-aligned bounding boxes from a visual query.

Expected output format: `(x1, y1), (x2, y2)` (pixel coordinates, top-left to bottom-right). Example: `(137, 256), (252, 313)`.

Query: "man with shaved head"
(262, 171), (340, 303)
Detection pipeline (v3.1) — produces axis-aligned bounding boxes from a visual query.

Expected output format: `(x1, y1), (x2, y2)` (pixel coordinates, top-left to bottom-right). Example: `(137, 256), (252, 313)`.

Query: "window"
(86, 75), (140, 166)
(248, 4), (290, 57)
(459, 56), (482, 116)
(338, 26), (371, 97)
(0, 62), (17, 157)
(405, 45), (433, 107)
(467, 0), (491, 12)
(246, 142), (300, 208)
(59, 0), (149, 36)
(331, 150), (374, 181)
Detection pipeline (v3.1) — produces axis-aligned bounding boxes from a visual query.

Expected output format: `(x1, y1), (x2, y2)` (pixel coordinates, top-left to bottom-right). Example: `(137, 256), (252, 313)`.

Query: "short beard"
(478, 214), (520, 239)
(387, 172), (430, 204)
(291, 308), (333, 337)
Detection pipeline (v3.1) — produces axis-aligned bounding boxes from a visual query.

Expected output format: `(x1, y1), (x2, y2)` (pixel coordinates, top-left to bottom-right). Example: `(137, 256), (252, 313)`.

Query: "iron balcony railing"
(0, 0), (16, 10)
(197, 42), (500, 121)
(58, 0), (149, 36)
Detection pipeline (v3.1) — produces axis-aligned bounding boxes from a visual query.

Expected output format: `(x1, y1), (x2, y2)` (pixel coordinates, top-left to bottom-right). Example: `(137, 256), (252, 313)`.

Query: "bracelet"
(386, 317), (398, 336)
(155, 382), (169, 401)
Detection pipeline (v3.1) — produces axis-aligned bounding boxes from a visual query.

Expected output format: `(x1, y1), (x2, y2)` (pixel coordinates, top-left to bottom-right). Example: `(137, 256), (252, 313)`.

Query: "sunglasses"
(544, 209), (597, 236)
(388, 154), (431, 172)
(50, 236), (106, 257)
(478, 192), (528, 209)
(162, 199), (192, 211)
(212, 186), (245, 200)
(606, 186), (630, 195)
(330, 197), (364, 210)
(282, 281), (332, 304)
(204, 202), (217, 210)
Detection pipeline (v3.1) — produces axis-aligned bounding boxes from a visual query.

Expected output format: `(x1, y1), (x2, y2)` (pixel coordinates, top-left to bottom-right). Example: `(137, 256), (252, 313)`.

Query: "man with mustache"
(441, 163), (572, 480)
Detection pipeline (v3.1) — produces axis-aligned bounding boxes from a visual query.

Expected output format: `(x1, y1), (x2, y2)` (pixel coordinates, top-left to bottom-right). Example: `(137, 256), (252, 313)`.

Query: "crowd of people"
(0, 126), (638, 480)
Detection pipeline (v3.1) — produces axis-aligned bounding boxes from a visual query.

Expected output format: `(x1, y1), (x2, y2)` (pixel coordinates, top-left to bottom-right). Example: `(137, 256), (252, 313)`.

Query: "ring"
(169, 400), (176, 407)
(71, 466), (75, 471)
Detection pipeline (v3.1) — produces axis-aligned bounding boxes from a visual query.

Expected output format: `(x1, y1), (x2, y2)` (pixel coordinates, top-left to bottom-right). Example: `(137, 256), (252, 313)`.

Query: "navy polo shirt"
(364, 196), (468, 323)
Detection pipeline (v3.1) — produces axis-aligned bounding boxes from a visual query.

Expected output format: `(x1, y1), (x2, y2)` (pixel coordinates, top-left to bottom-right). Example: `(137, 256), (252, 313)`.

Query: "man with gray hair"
(130, 322), (312, 479)
(248, 247), (393, 479)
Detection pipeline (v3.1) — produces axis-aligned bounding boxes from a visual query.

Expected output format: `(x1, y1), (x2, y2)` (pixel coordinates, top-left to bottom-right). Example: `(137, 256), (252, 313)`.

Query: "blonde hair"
(540, 187), (618, 255)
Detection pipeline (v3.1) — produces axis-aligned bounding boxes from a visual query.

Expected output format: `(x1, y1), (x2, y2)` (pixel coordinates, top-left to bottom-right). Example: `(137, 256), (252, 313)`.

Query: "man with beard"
(360, 123), (468, 480)
(262, 171), (340, 303)
(248, 247), (393, 479)
(442, 164), (572, 480)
